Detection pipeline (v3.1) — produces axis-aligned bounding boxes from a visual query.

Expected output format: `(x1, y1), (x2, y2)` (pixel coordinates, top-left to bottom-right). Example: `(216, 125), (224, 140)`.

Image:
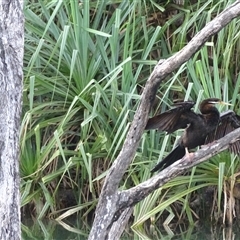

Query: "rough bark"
(89, 1), (240, 239)
(0, 1), (24, 239)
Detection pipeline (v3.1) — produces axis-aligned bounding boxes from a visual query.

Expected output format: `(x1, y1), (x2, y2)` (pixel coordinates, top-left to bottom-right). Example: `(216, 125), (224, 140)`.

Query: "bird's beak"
(219, 101), (233, 106)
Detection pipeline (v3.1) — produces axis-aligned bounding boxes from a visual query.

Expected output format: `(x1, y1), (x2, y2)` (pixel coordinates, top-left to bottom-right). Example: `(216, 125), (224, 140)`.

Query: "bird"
(145, 98), (240, 172)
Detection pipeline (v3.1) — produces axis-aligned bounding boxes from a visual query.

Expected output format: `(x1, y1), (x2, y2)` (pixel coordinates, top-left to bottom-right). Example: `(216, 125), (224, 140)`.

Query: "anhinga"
(145, 98), (240, 172)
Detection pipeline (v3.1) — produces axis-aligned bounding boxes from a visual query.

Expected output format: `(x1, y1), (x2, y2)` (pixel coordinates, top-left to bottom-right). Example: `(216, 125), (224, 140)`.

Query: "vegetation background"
(22, 0), (240, 238)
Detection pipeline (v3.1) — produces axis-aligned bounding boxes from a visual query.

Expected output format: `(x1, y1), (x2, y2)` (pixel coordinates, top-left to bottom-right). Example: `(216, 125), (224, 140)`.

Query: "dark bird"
(145, 98), (240, 172)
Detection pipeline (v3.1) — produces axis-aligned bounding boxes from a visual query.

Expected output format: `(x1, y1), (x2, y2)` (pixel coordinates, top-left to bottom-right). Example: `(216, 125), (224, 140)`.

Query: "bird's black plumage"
(206, 110), (240, 154)
(146, 98), (240, 172)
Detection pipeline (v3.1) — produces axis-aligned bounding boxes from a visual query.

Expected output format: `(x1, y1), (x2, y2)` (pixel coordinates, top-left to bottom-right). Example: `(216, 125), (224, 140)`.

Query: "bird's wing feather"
(205, 110), (240, 154)
(145, 101), (196, 134)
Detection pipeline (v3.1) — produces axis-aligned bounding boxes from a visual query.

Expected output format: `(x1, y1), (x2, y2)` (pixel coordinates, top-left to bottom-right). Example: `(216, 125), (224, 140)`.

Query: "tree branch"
(89, 1), (240, 239)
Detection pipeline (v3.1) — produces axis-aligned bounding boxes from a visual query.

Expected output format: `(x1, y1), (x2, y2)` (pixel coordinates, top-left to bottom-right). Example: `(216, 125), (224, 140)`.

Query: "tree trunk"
(0, 1), (24, 239)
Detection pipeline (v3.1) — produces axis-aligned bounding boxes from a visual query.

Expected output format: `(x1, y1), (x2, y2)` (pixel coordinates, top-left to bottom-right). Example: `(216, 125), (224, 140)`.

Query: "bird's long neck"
(199, 99), (219, 115)
(200, 103), (220, 130)
(200, 105), (219, 116)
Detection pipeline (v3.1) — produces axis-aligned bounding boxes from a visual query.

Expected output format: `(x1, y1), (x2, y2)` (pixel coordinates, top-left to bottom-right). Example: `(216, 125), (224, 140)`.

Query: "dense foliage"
(22, 0), (240, 236)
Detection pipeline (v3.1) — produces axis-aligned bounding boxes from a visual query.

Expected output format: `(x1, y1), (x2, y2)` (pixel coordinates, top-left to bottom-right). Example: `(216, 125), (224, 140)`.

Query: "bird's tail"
(151, 145), (185, 173)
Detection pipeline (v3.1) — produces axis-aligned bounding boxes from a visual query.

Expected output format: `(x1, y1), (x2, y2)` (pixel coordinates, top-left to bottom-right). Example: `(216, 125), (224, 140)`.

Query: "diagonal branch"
(104, 0), (240, 195)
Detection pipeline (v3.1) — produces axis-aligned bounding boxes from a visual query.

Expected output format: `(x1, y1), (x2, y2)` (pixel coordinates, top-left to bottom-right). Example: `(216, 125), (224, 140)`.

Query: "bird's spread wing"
(205, 110), (240, 154)
(145, 101), (197, 134)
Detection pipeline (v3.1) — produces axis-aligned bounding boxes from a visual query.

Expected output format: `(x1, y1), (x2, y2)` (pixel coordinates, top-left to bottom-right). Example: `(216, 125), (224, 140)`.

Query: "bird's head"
(200, 98), (232, 113)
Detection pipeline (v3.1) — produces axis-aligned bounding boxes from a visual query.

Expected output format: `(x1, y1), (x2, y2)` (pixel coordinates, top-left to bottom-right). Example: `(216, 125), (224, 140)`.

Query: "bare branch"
(105, 0), (240, 195)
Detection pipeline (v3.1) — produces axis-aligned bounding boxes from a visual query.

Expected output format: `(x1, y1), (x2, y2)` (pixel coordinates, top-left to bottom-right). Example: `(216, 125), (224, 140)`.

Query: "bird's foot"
(185, 147), (194, 162)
